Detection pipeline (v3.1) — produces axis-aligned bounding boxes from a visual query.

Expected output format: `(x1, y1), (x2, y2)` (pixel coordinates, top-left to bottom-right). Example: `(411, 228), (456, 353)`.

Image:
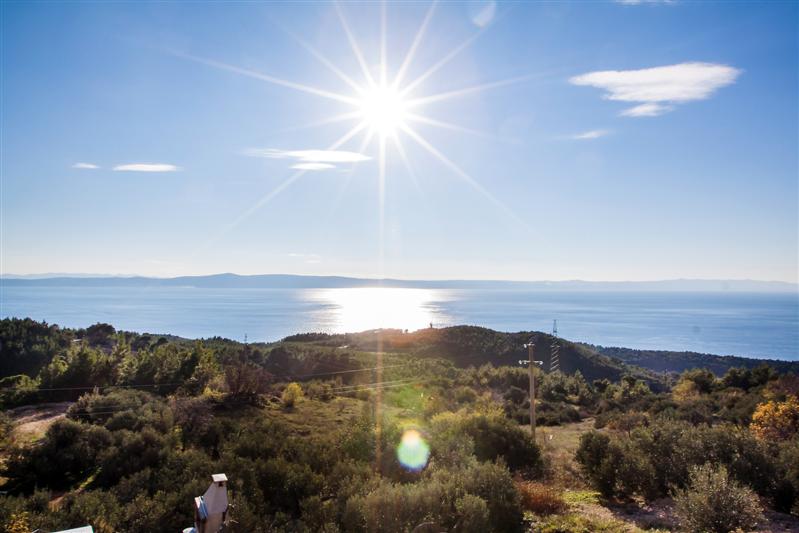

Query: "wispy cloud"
(570, 62), (741, 117)
(72, 162), (99, 169)
(291, 162), (337, 171)
(570, 129), (611, 140)
(620, 103), (673, 117)
(244, 148), (370, 171)
(244, 148), (371, 163)
(113, 163), (181, 172)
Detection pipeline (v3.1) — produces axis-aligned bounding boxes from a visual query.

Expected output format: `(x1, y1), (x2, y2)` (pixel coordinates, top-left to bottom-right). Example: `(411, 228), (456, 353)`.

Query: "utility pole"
(520, 340), (543, 441)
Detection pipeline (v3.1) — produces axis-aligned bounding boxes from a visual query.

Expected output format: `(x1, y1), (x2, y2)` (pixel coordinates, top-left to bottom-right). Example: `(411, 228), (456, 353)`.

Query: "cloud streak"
(72, 162), (99, 169)
(113, 163), (180, 172)
(570, 129), (610, 140)
(245, 148), (371, 163)
(291, 162), (336, 171)
(244, 148), (371, 171)
(570, 62), (741, 117)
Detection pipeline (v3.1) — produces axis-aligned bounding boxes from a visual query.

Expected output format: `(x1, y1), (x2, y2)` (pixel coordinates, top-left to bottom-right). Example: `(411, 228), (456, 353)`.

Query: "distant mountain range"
(1, 273), (796, 292)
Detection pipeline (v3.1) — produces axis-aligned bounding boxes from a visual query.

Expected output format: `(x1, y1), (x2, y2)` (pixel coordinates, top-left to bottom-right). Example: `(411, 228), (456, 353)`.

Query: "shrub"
(577, 420), (776, 500)
(776, 438), (799, 514)
(536, 513), (630, 533)
(281, 382), (304, 408)
(5, 418), (113, 490)
(517, 481), (566, 515)
(674, 464), (763, 533)
(430, 411), (542, 473)
(454, 494), (491, 532)
(751, 395), (799, 441)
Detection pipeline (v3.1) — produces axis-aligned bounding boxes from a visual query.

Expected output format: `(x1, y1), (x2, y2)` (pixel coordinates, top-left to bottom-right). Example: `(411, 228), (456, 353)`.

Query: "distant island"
(2, 273), (797, 292)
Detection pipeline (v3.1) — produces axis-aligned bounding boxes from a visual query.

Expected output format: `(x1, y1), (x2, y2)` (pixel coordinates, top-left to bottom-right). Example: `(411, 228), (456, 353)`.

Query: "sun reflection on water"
(310, 287), (447, 333)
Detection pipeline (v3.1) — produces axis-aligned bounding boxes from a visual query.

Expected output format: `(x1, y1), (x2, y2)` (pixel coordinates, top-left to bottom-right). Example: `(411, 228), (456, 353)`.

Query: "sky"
(1, 0), (797, 282)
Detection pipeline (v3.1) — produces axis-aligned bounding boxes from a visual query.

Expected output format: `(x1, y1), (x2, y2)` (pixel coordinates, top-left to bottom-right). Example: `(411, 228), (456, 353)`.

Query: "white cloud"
(291, 162), (336, 171)
(570, 62), (741, 117)
(113, 163), (181, 172)
(571, 129), (610, 140)
(72, 162), (99, 169)
(243, 148), (371, 171)
(620, 103), (673, 117)
(469, 1), (496, 27)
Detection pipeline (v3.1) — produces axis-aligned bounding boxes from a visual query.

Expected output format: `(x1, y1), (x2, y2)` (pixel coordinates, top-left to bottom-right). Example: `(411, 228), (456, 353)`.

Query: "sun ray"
(399, 28), (487, 97)
(197, 121), (370, 254)
(405, 112), (496, 140)
(406, 74), (533, 107)
(171, 50), (359, 106)
(380, 0), (388, 86)
(378, 133), (387, 277)
(327, 126), (377, 215)
(399, 124), (529, 229)
(392, 1), (437, 90)
(391, 134), (427, 203)
(280, 26), (364, 93)
(334, 2), (376, 88)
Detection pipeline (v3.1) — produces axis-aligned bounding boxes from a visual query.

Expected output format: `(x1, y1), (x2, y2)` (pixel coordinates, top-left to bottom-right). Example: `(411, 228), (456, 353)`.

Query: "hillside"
(1, 317), (799, 532)
(285, 326), (667, 390)
(591, 345), (799, 376)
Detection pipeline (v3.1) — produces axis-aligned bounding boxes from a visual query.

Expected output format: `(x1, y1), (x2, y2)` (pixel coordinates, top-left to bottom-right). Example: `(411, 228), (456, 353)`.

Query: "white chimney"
(184, 473), (229, 533)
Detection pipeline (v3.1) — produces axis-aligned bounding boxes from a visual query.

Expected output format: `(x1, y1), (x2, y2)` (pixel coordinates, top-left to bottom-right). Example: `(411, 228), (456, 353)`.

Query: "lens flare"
(396, 429), (430, 471)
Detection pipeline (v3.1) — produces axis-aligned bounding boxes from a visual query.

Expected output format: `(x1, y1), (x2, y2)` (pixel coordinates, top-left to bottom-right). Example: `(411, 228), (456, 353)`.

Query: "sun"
(358, 84), (408, 137)
(182, 1), (531, 248)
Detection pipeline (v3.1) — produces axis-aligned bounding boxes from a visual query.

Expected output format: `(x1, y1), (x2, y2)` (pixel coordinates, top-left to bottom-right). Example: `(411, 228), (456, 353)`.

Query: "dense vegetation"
(0, 318), (797, 532)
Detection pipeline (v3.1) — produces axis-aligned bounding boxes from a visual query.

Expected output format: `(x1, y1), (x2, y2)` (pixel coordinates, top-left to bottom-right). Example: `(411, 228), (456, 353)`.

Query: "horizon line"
(1, 271), (797, 286)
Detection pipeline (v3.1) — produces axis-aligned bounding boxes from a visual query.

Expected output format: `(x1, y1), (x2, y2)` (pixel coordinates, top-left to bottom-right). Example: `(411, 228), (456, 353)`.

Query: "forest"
(0, 317), (798, 532)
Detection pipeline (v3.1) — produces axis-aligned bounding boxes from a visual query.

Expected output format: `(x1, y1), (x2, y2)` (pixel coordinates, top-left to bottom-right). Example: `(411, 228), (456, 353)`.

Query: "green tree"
(674, 464), (763, 533)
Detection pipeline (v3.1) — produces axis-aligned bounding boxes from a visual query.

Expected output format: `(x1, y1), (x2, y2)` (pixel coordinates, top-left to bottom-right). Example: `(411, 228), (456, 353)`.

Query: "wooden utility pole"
(521, 341), (542, 441)
(528, 343), (536, 439)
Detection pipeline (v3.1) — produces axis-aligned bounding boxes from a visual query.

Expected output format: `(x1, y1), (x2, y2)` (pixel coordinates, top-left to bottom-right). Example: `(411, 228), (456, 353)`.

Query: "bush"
(674, 464), (763, 533)
(574, 431), (655, 499)
(751, 395), (799, 441)
(5, 418), (113, 490)
(430, 411), (542, 473)
(517, 481), (566, 515)
(576, 421), (776, 500)
(455, 494), (491, 532)
(536, 513), (630, 533)
(281, 382), (304, 408)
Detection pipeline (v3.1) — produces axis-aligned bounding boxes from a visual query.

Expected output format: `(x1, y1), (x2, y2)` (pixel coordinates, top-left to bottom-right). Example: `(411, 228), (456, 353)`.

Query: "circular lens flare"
(359, 84), (407, 136)
(396, 429), (430, 471)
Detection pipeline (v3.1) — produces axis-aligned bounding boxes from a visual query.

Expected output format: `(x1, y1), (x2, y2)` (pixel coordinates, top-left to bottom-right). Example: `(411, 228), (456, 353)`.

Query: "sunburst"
(179, 1), (531, 255)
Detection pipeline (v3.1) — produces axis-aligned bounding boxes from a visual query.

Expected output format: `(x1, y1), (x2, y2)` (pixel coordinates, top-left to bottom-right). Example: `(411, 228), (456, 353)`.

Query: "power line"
(550, 319), (560, 373)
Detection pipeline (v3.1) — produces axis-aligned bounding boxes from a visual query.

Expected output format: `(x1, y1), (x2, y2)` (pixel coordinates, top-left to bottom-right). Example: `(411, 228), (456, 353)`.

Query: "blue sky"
(2, 1), (797, 282)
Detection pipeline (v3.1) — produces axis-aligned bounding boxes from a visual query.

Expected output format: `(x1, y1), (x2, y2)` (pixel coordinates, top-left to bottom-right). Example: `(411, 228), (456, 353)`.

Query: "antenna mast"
(550, 320), (560, 373)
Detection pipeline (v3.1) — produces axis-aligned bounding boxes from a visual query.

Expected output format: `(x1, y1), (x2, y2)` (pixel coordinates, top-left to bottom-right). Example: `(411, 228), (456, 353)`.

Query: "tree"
(674, 464), (763, 533)
(282, 382), (304, 408)
(751, 395), (799, 441)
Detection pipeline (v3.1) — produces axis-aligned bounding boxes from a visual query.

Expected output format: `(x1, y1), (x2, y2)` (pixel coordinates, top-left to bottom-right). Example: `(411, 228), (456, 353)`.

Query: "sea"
(1, 286), (797, 360)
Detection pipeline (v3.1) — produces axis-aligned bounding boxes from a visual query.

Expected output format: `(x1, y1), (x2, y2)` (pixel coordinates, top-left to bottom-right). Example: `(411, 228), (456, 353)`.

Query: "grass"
(537, 417), (596, 487)
(263, 396), (366, 434)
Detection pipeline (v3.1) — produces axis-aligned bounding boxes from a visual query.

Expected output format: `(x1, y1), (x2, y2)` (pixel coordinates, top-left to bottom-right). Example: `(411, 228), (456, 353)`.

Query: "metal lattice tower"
(550, 319), (560, 373)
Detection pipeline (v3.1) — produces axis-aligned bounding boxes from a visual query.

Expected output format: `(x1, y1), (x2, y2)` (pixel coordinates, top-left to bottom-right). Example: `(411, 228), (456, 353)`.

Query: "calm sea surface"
(1, 286), (797, 360)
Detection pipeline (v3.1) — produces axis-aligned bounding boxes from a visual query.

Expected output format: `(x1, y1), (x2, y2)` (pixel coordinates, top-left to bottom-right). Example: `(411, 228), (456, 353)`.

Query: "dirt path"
(8, 402), (73, 443)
